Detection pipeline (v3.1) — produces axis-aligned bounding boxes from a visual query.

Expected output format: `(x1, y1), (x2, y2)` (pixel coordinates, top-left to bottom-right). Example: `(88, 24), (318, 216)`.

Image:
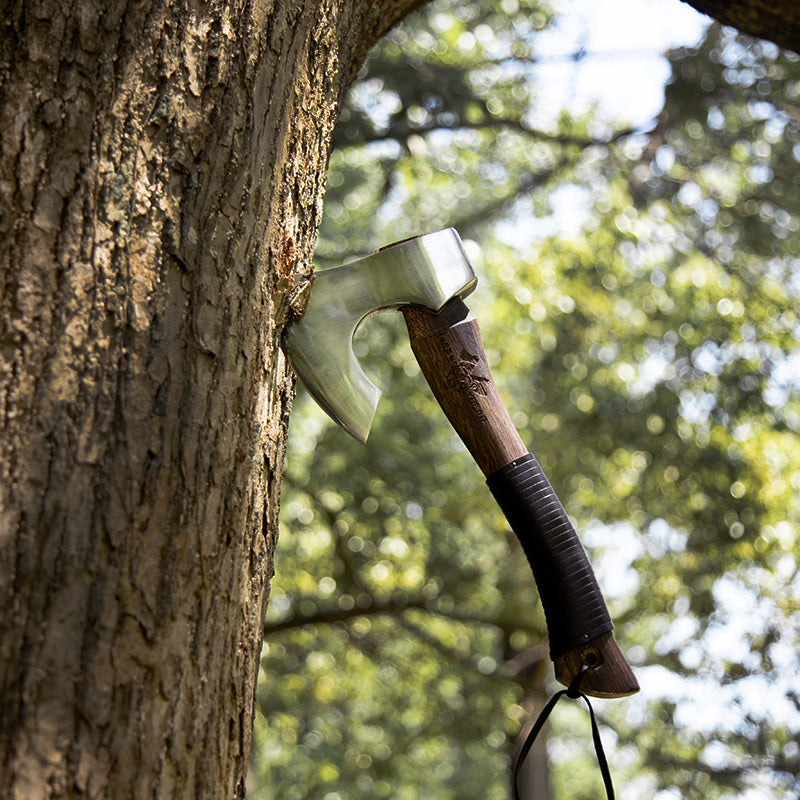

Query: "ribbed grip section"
(487, 453), (613, 658)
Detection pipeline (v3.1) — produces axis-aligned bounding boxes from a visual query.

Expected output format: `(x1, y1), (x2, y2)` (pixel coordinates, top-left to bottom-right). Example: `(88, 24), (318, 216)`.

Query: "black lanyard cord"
(514, 660), (615, 800)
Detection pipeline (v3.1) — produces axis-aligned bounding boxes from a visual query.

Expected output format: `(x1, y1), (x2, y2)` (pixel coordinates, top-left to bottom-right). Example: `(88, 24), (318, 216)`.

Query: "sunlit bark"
(0, 1), (421, 797)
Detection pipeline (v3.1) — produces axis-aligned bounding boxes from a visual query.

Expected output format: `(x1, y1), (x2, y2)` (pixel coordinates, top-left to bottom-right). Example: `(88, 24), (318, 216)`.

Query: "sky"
(501, 0), (711, 243)
(532, 0), (710, 126)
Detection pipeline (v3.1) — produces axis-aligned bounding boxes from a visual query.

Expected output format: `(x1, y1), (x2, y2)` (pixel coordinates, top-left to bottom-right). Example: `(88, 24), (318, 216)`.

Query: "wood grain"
(402, 298), (527, 475)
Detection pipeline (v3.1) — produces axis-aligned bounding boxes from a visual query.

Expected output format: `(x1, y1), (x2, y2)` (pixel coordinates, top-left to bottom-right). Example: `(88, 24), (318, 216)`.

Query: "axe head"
(284, 228), (477, 443)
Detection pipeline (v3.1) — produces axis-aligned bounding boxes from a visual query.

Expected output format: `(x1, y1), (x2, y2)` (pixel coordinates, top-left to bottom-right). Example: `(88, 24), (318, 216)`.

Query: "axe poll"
(283, 228), (638, 698)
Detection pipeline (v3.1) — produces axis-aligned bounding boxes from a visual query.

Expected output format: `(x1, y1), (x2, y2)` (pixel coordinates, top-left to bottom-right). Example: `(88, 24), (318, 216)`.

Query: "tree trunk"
(683, 0), (799, 53)
(507, 647), (552, 800)
(0, 1), (421, 797)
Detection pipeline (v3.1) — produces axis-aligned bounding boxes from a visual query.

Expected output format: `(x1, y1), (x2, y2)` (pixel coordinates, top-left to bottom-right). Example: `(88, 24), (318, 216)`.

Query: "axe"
(284, 228), (638, 698)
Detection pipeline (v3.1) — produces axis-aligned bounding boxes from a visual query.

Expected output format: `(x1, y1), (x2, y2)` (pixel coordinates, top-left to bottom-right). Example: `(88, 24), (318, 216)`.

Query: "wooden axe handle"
(402, 297), (638, 698)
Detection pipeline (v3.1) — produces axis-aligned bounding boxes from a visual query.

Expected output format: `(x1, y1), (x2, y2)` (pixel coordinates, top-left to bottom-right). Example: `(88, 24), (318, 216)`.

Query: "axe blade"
(283, 229), (477, 442)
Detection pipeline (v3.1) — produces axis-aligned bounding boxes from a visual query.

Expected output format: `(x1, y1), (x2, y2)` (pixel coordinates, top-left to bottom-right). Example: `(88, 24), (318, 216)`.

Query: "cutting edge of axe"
(283, 228), (639, 699)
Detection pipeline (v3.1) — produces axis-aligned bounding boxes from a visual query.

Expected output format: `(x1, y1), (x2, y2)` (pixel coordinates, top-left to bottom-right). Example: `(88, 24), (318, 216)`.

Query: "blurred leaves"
(252, 6), (800, 800)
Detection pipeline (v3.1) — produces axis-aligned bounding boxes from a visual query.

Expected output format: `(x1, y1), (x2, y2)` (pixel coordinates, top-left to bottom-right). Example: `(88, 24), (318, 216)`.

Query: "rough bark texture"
(0, 0), (421, 798)
(683, 0), (800, 53)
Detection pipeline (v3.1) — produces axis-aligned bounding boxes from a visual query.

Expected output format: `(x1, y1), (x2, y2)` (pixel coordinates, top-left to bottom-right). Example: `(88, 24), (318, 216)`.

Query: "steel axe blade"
(283, 229), (477, 443)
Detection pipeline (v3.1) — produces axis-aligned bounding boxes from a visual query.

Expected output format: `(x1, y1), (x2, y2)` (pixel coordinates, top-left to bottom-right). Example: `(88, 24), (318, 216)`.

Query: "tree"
(0, 2), (423, 797)
(2, 2), (798, 800)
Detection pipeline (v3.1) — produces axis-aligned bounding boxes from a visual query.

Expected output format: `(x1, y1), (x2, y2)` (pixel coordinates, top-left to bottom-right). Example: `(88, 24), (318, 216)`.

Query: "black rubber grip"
(487, 453), (613, 658)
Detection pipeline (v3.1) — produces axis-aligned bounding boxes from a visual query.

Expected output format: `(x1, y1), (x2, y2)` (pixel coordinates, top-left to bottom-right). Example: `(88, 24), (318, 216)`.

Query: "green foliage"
(316, 0), (605, 265)
(251, 8), (800, 800)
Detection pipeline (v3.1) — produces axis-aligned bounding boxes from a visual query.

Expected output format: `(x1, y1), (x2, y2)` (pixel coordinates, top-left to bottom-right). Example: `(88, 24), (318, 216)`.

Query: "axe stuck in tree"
(284, 228), (639, 699)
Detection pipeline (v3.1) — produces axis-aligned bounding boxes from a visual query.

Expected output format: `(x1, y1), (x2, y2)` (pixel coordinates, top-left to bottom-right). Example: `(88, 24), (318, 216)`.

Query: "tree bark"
(0, 1), (421, 797)
(682, 0), (800, 53)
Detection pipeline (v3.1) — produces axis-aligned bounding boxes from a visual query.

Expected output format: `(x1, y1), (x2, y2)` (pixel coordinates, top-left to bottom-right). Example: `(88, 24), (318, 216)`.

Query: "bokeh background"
(249, 1), (800, 797)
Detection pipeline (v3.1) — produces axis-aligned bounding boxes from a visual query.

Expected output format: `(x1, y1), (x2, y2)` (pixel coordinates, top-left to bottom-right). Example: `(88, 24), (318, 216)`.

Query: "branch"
(445, 124), (633, 235)
(263, 596), (428, 635)
(264, 590), (544, 641)
(451, 155), (575, 234)
(340, 117), (635, 151)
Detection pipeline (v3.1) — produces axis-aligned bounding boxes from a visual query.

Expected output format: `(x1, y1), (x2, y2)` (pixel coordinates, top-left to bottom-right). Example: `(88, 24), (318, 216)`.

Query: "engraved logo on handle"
(457, 349), (490, 397)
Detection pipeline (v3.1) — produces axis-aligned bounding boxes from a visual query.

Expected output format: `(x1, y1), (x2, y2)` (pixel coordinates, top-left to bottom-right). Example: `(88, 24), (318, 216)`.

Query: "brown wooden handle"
(401, 297), (527, 475)
(402, 298), (638, 698)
